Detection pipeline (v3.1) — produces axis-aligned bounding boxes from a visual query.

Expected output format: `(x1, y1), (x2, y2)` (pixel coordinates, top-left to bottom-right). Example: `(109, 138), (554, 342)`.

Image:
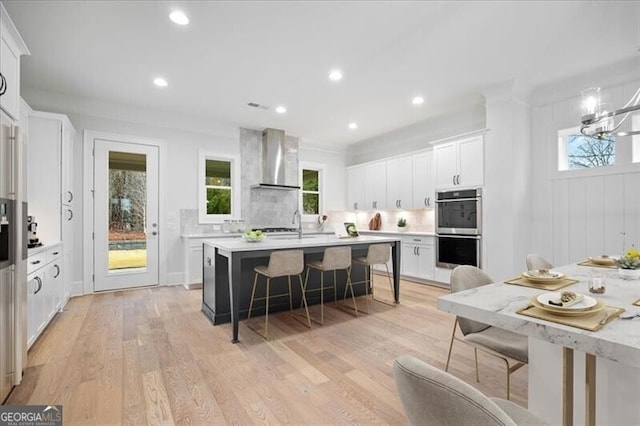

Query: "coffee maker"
(27, 215), (41, 248)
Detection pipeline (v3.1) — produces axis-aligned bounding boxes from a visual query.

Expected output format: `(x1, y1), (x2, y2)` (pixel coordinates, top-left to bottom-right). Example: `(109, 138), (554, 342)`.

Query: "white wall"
(22, 90), (347, 290)
(529, 62), (640, 266)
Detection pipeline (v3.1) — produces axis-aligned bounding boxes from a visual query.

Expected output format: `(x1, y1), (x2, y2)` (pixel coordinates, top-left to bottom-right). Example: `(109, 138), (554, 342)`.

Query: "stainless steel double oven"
(435, 188), (482, 269)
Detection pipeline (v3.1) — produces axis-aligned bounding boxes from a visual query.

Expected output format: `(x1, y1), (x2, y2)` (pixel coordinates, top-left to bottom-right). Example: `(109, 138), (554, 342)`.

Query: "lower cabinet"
(26, 244), (63, 348)
(401, 236), (435, 280)
(182, 236), (239, 290)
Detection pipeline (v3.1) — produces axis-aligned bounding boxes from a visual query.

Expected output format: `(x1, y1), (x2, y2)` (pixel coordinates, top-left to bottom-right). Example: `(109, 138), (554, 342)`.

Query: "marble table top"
(437, 263), (640, 368)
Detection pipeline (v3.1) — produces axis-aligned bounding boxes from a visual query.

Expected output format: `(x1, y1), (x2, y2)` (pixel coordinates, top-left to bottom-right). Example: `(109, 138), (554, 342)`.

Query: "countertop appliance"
(0, 110), (26, 403)
(26, 215), (41, 248)
(435, 188), (482, 269)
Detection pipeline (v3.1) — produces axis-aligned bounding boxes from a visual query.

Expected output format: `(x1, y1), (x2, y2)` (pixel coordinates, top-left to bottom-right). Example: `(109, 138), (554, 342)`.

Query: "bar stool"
(302, 246), (353, 325)
(246, 249), (311, 340)
(348, 243), (395, 310)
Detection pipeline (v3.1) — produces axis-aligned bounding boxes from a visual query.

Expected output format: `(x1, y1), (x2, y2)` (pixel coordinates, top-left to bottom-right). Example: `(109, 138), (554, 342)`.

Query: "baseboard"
(165, 272), (184, 286)
(71, 280), (85, 297)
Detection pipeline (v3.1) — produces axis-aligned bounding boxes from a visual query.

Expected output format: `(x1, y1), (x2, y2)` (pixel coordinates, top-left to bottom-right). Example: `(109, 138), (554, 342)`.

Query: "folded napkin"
(548, 294), (584, 307)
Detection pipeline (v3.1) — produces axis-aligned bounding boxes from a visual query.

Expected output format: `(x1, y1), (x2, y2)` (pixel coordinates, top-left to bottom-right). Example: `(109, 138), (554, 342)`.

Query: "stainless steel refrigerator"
(0, 109), (26, 403)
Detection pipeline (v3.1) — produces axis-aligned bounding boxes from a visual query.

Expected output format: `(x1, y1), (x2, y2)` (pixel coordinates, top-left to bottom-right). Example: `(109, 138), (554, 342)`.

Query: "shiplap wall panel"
(552, 179), (570, 266)
(603, 174), (625, 255)
(623, 173), (640, 251)
(568, 178), (587, 262)
(584, 176), (605, 258)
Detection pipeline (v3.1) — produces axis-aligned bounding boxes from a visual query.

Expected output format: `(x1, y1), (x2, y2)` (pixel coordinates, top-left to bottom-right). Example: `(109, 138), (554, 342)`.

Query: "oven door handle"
(436, 234), (481, 240)
(434, 197), (480, 203)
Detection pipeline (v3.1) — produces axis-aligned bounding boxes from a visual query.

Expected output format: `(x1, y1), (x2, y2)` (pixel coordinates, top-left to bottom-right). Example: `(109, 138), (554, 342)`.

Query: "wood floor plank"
(7, 279), (528, 424)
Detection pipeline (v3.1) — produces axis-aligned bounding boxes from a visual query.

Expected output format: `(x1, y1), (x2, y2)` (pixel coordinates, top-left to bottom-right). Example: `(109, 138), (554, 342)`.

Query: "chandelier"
(580, 87), (640, 139)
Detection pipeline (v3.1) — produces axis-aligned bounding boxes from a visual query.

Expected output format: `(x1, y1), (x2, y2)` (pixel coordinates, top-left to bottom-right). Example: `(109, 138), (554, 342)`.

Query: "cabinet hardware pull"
(31, 260), (41, 265)
(398, 200), (401, 208)
(67, 191), (73, 202)
(34, 276), (43, 294)
(52, 251), (59, 255)
(53, 264), (61, 278)
(427, 197), (431, 206)
(416, 247), (420, 256)
(207, 257), (212, 266)
(67, 209), (73, 220)
(0, 73), (6, 96)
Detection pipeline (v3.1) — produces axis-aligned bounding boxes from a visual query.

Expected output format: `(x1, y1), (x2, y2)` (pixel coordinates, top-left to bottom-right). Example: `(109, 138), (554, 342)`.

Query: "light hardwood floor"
(7, 277), (527, 425)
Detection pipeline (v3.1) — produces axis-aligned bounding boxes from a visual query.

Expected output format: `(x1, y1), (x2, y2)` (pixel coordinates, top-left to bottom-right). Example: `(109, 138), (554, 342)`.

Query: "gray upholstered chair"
(246, 249), (311, 340)
(394, 355), (549, 426)
(302, 246), (352, 325)
(526, 254), (553, 271)
(445, 265), (528, 400)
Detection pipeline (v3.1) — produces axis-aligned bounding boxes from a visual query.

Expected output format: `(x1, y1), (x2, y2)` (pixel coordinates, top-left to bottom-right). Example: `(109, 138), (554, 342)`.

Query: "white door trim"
(82, 130), (168, 295)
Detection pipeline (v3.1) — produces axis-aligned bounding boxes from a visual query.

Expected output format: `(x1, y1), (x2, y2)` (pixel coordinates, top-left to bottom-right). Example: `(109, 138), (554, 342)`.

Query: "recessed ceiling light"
(153, 77), (168, 87)
(348, 122), (358, 130)
(169, 10), (189, 25)
(329, 69), (343, 81)
(275, 105), (287, 114)
(412, 96), (425, 105)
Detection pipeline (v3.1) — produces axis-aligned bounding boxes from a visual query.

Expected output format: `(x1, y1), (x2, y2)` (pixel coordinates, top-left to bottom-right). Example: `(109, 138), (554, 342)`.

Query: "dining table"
(437, 261), (640, 426)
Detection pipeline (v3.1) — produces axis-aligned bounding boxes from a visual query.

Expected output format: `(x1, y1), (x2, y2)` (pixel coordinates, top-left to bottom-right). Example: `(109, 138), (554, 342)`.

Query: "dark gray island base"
(201, 235), (402, 343)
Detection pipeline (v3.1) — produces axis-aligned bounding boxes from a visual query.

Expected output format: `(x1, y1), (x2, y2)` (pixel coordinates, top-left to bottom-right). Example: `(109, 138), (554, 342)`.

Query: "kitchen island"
(437, 263), (640, 425)
(202, 234), (402, 343)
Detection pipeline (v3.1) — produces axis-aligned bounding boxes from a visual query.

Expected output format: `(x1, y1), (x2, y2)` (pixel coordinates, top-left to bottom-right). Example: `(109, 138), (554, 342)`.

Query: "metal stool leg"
(264, 278), (270, 339)
(247, 272), (259, 321)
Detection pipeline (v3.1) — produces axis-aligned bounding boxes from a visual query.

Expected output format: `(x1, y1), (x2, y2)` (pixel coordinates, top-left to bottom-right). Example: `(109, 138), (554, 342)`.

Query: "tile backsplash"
(324, 209), (435, 233)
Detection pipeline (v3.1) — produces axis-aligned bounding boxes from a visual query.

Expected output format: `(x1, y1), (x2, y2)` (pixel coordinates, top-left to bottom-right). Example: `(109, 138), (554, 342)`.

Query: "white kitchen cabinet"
(401, 235), (434, 280)
(28, 111), (76, 305)
(412, 150), (435, 208)
(365, 162), (387, 210)
(26, 244), (62, 348)
(434, 135), (484, 189)
(0, 4), (30, 121)
(386, 155), (413, 209)
(182, 235), (239, 289)
(346, 165), (366, 210)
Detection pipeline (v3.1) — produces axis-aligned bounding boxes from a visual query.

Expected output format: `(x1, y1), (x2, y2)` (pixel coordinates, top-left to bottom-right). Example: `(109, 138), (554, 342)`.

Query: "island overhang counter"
(201, 234), (402, 343)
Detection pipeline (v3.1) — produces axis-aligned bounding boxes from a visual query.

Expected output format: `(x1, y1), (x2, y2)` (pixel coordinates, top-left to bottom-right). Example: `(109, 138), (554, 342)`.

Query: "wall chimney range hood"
(251, 128), (300, 190)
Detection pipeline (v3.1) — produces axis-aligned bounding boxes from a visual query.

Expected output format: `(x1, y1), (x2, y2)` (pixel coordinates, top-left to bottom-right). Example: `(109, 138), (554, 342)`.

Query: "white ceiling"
(4, 1), (640, 146)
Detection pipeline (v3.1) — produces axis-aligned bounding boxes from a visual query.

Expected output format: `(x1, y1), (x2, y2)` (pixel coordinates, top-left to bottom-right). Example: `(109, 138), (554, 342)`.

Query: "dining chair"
(445, 265), (528, 400)
(246, 249), (311, 340)
(526, 254), (553, 271)
(394, 355), (548, 425)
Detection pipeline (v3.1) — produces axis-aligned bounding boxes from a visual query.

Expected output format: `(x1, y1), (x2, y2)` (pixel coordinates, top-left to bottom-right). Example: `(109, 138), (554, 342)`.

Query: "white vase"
(618, 268), (640, 280)
(397, 226), (407, 232)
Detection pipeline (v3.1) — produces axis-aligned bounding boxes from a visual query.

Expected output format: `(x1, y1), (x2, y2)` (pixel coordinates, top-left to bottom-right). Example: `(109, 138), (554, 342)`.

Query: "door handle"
(152, 231), (158, 236)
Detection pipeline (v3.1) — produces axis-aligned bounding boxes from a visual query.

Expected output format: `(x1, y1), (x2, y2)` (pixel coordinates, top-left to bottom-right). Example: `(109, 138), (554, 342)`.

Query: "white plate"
(536, 292), (597, 311)
(522, 269), (564, 283)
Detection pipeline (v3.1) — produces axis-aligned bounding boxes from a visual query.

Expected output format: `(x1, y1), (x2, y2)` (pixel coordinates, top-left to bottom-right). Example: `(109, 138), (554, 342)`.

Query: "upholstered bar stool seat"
(302, 246), (353, 325)
(246, 249), (311, 340)
(347, 243), (395, 314)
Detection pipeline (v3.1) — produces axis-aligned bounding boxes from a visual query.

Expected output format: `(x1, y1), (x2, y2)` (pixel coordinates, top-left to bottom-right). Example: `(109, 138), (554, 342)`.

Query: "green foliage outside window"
(302, 169), (319, 214)
(207, 188), (231, 214)
(205, 159), (232, 215)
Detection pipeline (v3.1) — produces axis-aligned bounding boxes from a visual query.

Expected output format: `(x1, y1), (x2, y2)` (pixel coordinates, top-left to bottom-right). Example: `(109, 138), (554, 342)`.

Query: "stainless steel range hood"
(251, 128), (300, 190)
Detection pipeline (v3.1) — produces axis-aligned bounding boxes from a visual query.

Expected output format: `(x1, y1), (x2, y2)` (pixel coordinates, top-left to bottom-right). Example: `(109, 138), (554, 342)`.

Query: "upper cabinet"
(386, 156), (413, 209)
(412, 150), (435, 208)
(434, 135), (484, 189)
(0, 3), (30, 121)
(365, 162), (387, 210)
(346, 165), (365, 210)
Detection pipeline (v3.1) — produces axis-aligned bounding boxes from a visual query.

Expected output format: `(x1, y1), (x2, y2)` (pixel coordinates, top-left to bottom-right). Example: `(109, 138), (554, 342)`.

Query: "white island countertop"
(437, 263), (640, 368)
(203, 234), (402, 255)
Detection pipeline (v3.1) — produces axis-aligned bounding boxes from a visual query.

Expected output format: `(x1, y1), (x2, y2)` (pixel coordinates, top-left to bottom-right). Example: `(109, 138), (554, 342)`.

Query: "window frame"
(299, 161), (325, 221)
(551, 122), (640, 180)
(198, 150), (241, 224)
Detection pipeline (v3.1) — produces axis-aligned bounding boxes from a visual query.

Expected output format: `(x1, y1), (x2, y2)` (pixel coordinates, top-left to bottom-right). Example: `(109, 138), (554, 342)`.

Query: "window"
(557, 126), (615, 171)
(299, 163), (324, 219)
(198, 152), (240, 223)
(205, 160), (231, 214)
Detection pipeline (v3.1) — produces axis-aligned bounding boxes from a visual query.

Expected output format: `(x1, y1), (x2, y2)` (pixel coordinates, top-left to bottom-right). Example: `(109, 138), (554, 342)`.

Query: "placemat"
(517, 304), (625, 331)
(577, 259), (618, 269)
(504, 276), (579, 290)
(633, 299), (640, 307)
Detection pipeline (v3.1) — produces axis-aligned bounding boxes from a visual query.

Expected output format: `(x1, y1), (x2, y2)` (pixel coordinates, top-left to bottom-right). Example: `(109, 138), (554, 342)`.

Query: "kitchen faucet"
(292, 209), (302, 239)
